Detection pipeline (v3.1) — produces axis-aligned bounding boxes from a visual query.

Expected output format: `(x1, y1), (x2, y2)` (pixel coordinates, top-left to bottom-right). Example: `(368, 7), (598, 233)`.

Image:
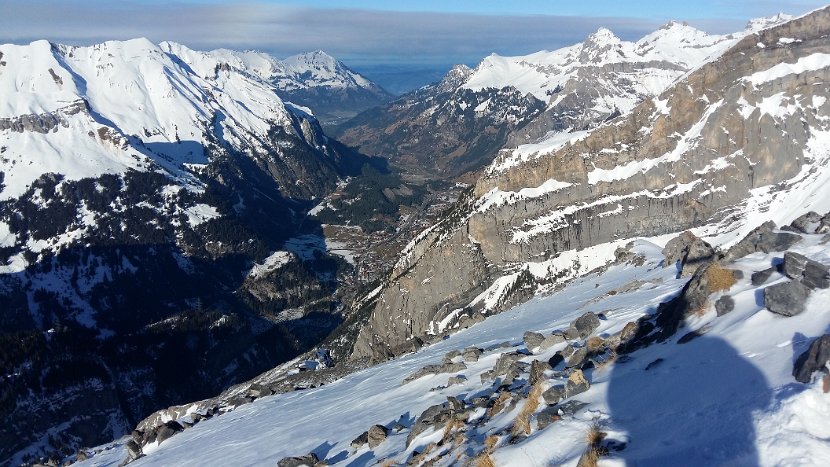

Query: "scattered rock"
(715, 295), (735, 316)
(493, 352), (525, 377)
(350, 431), (369, 449)
(566, 369), (590, 397)
(407, 403), (455, 446)
(751, 267), (776, 286)
(403, 361), (467, 384)
(542, 385), (566, 405)
(442, 350), (462, 364)
(462, 347), (482, 362)
(536, 406), (561, 429)
(764, 280), (810, 317)
(523, 331), (546, 350)
(154, 421), (184, 445)
(247, 383), (271, 399)
(447, 375), (467, 386)
(125, 440), (142, 462)
(724, 221), (802, 261)
(557, 400), (589, 417)
(794, 335), (830, 383)
(564, 327), (581, 340)
(529, 360), (550, 386)
(548, 353), (565, 369)
(662, 231), (716, 276)
(566, 347), (589, 369)
(277, 453), (319, 467)
(789, 211), (823, 234)
(539, 333), (566, 350)
(781, 251), (830, 289)
(570, 312), (601, 339)
(560, 344), (575, 359)
(367, 424), (389, 448)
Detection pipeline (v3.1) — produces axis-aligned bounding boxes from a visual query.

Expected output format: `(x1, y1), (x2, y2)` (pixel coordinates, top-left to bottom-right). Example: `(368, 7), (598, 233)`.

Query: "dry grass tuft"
(705, 262), (738, 293)
(472, 435), (500, 467)
(511, 382), (543, 436)
(484, 435), (499, 451)
(474, 453), (496, 467)
(577, 421), (608, 467)
(586, 336), (605, 352)
(442, 417), (465, 444)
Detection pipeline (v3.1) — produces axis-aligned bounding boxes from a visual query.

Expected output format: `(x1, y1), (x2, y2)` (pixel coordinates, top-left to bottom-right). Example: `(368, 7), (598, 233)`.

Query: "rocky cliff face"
(351, 8), (830, 360)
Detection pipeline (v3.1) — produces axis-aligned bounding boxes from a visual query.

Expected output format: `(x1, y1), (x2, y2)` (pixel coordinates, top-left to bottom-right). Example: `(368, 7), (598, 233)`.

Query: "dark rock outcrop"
(764, 280), (810, 316)
(794, 335), (830, 383)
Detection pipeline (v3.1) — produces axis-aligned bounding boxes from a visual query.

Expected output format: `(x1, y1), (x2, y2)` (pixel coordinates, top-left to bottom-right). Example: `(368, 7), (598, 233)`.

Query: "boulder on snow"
(539, 333), (566, 350)
(662, 231), (716, 276)
(536, 406), (562, 429)
(570, 312), (601, 339)
(566, 347), (589, 369)
(350, 431), (369, 449)
(403, 361), (467, 384)
(788, 211), (824, 234)
(764, 280), (810, 316)
(566, 369), (590, 397)
(781, 251), (830, 289)
(407, 403), (456, 446)
(492, 352), (525, 377)
(724, 221), (802, 261)
(367, 424), (389, 448)
(523, 331), (546, 350)
(125, 440), (143, 462)
(715, 295), (735, 316)
(751, 267), (776, 286)
(794, 335), (830, 383)
(542, 384), (566, 405)
(154, 420), (184, 445)
(462, 347), (482, 362)
(277, 453), (319, 467)
(447, 375), (467, 386)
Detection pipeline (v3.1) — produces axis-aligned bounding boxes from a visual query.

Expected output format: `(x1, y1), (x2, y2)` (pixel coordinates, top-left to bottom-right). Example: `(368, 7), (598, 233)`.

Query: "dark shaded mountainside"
(334, 65), (546, 179)
(0, 38), (383, 465)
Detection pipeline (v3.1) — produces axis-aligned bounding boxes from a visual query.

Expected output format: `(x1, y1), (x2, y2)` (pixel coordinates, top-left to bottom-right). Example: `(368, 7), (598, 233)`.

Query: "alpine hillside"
(0, 37), (374, 464)
(351, 8), (830, 360)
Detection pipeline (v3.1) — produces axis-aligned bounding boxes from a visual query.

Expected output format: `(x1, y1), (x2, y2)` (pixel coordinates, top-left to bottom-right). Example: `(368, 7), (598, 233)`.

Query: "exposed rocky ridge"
(350, 8), (830, 361)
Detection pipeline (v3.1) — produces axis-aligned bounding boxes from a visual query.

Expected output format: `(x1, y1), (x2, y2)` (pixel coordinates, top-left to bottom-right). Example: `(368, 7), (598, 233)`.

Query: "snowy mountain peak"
(436, 64), (474, 93)
(747, 12), (796, 32)
(585, 27), (621, 47)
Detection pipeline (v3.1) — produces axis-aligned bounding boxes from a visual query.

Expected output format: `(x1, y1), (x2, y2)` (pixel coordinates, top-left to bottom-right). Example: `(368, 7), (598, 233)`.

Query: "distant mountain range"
(335, 15), (793, 179)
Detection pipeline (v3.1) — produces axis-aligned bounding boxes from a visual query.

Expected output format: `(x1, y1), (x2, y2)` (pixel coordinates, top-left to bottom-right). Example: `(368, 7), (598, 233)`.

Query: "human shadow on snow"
(607, 334), (771, 466)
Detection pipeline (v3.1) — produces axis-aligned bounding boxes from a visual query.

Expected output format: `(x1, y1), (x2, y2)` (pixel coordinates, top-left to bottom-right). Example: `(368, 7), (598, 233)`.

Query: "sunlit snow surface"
(78, 236), (830, 466)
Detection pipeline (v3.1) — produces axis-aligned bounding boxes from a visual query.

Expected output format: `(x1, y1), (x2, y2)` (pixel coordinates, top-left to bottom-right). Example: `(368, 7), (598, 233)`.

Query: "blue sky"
(2, 0), (826, 91)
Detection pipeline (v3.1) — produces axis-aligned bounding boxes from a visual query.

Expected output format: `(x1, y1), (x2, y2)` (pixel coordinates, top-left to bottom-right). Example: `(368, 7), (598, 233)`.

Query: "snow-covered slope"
(160, 43), (391, 125)
(74, 227), (830, 466)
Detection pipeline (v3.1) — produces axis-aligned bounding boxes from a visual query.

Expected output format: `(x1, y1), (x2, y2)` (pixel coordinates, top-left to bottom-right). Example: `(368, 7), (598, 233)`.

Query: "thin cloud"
(1, 0), (731, 65)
